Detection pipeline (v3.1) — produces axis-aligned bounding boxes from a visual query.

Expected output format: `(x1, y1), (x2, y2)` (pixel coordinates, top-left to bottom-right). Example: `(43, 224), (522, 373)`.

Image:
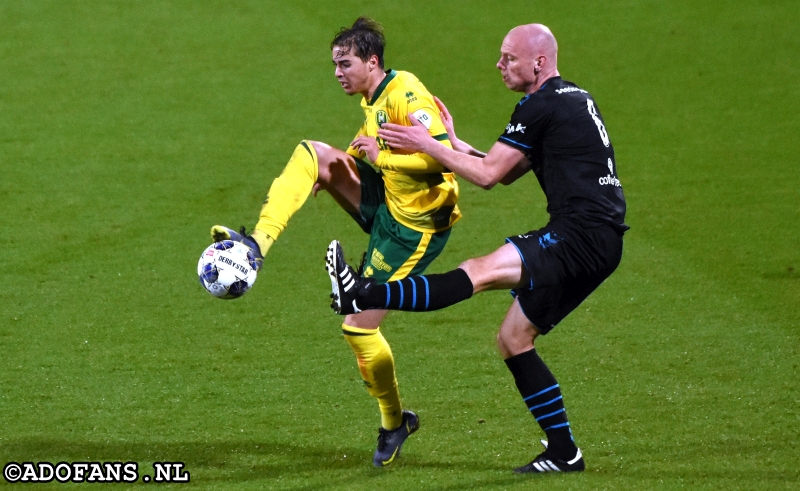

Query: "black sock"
(505, 349), (578, 460)
(361, 268), (473, 311)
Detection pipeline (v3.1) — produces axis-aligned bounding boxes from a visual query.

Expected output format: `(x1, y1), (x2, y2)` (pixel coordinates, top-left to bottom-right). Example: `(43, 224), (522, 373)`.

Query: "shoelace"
(356, 251), (367, 276)
(375, 428), (391, 451)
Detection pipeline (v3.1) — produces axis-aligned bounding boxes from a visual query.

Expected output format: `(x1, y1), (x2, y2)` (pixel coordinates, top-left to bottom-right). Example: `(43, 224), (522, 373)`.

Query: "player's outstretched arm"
(379, 118), (525, 189)
(353, 133), (449, 174)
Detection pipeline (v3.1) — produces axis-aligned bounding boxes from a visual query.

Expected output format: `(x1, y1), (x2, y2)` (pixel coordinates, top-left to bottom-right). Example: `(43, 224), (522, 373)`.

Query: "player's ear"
(368, 54), (379, 69)
(534, 55), (545, 74)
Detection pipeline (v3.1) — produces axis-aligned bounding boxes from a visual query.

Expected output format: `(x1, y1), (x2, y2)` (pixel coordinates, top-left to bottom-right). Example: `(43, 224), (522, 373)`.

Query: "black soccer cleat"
(373, 410), (420, 467)
(326, 240), (373, 315)
(513, 441), (585, 474)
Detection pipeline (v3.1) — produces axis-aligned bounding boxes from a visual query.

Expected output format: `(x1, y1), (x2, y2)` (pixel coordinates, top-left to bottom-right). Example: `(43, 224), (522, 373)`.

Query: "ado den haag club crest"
(376, 110), (388, 127)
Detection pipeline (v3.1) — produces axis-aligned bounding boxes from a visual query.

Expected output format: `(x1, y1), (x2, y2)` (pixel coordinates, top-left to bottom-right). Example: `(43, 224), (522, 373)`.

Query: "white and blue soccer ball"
(197, 240), (259, 299)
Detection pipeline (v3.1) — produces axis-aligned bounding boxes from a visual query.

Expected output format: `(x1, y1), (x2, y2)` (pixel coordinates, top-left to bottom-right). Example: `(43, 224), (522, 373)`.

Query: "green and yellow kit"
(347, 69), (461, 234)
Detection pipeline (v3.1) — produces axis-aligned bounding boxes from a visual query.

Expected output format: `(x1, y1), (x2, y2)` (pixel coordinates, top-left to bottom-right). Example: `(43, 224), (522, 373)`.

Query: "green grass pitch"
(1, 1), (798, 489)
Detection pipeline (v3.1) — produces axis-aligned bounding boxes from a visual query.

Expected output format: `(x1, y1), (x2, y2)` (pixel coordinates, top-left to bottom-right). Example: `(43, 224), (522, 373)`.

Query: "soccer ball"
(197, 240), (259, 299)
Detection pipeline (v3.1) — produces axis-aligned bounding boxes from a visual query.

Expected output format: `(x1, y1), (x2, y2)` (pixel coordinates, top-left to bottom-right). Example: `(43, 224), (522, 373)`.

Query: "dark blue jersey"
(498, 77), (628, 232)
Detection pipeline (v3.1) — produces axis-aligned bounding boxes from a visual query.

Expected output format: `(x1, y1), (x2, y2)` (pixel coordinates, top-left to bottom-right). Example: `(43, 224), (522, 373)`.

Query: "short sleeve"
(497, 96), (548, 153)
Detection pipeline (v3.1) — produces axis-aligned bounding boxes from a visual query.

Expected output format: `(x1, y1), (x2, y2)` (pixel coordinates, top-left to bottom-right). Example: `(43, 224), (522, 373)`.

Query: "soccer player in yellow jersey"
(210, 17), (460, 467)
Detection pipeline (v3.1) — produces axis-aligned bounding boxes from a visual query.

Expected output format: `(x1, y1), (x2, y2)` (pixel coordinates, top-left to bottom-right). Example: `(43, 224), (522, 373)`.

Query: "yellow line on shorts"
(389, 232), (432, 281)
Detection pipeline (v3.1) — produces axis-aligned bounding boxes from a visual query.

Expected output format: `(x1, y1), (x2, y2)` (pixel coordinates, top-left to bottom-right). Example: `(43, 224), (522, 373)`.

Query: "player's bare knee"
(498, 331), (532, 358)
(344, 309), (387, 329)
(496, 331), (511, 357)
(306, 141), (329, 178)
(312, 142), (355, 186)
(496, 328), (510, 349)
(496, 330), (525, 359)
(457, 259), (475, 275)
(460, 256), (507, 293)
(307, 140), (328, 155)
(313, 140), (337, 157)
(458, 259), (486, 293)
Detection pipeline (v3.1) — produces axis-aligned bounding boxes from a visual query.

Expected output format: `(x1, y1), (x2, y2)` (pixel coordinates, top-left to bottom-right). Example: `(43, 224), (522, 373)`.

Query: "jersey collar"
(537, 75), (561, 92)
(368, 69), (397, 106)
(519, 76), (562, 105)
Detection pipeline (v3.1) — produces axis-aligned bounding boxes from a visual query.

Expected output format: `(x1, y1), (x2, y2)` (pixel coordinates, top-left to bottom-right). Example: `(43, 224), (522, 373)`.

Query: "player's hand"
(434, 96), (474, 155)
(350, 136), (380, 163)
(434, 96), (457, 140)
(378, 115), (433, 154)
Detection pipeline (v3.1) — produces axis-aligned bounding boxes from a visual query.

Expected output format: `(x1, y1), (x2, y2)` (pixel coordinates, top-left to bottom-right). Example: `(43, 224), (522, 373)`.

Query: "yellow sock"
(250, 230), (275, 257)
(342, 324), (403, 430)
(254, 141), (319, 242)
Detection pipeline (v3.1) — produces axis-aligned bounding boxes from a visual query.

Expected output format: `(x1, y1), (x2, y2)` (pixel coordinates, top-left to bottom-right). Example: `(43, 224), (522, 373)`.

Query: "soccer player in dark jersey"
(325, 23), (627, 474)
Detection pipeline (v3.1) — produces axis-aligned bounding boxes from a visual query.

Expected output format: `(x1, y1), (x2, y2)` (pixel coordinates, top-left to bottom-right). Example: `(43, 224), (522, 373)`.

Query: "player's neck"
(527, 70), (560, 94)
(363, 70), (388, 100)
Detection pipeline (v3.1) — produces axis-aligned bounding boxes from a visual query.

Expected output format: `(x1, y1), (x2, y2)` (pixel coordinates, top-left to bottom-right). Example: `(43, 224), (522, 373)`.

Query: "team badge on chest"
(375, 110), (388, 127)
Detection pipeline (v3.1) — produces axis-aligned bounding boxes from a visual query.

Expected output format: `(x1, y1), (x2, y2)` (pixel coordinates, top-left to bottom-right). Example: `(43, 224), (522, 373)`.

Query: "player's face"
(497, 34), (538, 93)
(332, 46), (373, 96)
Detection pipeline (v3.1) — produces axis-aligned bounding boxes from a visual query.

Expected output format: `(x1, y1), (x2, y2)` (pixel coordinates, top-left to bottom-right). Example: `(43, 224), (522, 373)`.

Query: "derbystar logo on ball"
(197, 240), (259, 299)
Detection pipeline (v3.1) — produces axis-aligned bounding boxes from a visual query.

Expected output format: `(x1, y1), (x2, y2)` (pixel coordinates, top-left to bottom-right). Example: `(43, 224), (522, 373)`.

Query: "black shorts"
(506, 220), (624, 335)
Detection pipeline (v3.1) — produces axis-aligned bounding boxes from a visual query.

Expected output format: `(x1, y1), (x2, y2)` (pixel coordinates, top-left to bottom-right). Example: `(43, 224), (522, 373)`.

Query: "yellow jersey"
(346, 70), (461, 233)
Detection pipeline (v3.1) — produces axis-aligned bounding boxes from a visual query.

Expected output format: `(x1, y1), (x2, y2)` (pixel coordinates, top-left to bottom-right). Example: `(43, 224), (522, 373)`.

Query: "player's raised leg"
(326, 240), (583, 471)
(211, 140), (362, 261)
(327, 241), (525, 314)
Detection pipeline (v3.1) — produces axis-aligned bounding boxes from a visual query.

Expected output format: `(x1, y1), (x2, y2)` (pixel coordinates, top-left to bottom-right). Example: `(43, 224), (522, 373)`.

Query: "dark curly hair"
(331, 17), (385, 68)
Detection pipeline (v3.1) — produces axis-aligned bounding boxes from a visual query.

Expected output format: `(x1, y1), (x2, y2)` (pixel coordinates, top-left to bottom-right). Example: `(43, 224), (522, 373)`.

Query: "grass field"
(1, 1), (798, 489)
